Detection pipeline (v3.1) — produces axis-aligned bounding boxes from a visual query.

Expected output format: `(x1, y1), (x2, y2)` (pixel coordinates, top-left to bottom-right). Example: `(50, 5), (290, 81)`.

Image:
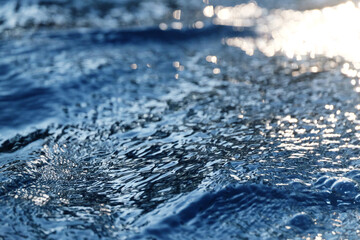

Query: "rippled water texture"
(2, 0), (360, 239)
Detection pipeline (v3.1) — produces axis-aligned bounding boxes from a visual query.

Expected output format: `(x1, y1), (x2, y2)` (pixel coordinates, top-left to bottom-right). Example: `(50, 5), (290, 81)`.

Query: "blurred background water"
(2, 0), (360, 239)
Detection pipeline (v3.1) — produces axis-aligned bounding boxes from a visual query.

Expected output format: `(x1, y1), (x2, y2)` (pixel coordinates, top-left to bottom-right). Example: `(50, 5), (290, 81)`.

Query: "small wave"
(0, 129), (51, 153)
(134, 184), (322, 239)
(136, 182), (360, 239)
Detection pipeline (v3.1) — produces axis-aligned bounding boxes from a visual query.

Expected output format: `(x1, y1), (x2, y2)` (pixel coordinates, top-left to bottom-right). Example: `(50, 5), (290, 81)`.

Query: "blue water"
(1, 0), (360, 239)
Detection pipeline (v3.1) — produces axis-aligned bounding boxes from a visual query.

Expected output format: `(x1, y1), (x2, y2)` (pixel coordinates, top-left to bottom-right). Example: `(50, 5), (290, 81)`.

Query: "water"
(2, 0), (360, 239)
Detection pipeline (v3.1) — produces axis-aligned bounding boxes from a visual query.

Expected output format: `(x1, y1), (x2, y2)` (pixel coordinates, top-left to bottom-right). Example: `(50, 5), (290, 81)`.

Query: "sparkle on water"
(2, 0), (360, 239)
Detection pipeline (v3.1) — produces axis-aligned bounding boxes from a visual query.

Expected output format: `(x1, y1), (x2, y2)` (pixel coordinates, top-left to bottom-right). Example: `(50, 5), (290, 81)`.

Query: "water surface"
(1, 0), (360, 239)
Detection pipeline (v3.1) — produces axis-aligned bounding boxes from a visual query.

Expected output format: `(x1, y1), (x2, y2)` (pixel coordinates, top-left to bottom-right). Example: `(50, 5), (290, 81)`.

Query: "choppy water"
(2, 0), (360, 239)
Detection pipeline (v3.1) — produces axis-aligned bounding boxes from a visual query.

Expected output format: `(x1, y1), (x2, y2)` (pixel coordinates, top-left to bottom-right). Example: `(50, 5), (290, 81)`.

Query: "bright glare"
(173, 10), (181, 20)
(213, 3), (262, 27)
(203, 5), (214, 17)
(222, 1), (360, 66)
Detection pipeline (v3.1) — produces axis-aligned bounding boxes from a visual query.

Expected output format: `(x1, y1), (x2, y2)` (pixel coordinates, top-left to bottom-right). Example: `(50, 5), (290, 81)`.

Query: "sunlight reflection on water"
(214, 1), (360, 64)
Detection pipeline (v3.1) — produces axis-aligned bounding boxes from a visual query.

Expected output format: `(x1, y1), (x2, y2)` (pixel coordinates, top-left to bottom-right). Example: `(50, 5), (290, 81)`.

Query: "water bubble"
(289, 212), (314, 230)
(331, 178), (360, 200)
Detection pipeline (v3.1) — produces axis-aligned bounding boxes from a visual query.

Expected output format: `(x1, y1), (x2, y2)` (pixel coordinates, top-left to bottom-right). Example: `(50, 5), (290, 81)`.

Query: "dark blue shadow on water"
(44, 24), (257, 44)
